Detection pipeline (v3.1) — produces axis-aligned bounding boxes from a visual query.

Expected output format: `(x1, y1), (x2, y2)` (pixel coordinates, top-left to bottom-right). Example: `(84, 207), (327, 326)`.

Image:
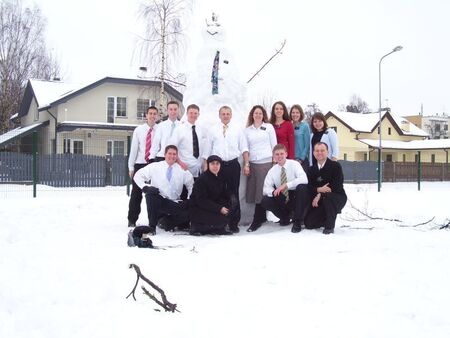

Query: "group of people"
(127, 100), (347, 242)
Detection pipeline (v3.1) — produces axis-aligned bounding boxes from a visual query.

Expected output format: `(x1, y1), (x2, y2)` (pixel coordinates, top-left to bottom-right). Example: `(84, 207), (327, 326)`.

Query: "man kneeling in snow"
(304, 142), (347, 234)
(134, 145), (194, 235)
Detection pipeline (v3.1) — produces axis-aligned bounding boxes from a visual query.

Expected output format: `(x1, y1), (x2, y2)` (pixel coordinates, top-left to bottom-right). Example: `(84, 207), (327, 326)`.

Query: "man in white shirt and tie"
(134, 145), (194, 235)
(149, 101), (181, 162)
(169, 103), (204, 178)
(202, 105), (249, 233)
(260, 144), (309, 233)
(127, 106), (159, 227)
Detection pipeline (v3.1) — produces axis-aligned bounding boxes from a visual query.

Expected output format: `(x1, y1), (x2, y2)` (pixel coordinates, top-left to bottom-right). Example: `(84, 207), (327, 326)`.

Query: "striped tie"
(166, 165), (173, 182)
(170, 122), (176, 137)
(144, 127), (152, 162)
(223, 124), (228, 137)
(280, 166), (289, 203)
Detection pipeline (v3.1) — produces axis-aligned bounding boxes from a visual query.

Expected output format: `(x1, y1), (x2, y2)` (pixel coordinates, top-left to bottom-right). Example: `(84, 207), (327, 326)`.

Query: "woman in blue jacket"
(290, 104), (310, 172)
(309, 112), (339, 166)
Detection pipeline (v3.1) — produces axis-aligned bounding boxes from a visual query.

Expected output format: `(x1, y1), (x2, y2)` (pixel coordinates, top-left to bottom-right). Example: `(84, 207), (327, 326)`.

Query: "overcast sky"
(35, 0), (450, 117)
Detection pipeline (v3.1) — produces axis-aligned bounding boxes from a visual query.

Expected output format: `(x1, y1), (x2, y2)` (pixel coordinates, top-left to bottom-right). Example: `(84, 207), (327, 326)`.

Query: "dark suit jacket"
(307, 159), (346, 198)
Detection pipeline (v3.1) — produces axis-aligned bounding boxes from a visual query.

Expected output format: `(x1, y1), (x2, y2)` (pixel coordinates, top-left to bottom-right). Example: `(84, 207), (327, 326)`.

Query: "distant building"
(404, 113), (449, 140)
(0, 77), (184, 155)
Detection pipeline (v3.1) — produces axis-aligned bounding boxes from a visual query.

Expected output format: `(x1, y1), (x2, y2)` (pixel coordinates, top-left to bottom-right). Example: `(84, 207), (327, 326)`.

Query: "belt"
(222, 158), (238, 166)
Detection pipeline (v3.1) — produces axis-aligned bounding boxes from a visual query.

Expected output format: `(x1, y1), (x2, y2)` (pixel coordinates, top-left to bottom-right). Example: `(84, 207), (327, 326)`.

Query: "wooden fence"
(0, 152), (127, 187)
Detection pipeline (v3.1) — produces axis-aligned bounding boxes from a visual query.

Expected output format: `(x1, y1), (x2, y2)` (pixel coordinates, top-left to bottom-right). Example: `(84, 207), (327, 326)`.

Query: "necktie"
(280, 166), (289, 203)
(166, 165), (173, 182)
(170, 122), (176, 137)
(192, 125), (199, 158)
(223, 124), (228, 137)
(144, 127), (152, 162)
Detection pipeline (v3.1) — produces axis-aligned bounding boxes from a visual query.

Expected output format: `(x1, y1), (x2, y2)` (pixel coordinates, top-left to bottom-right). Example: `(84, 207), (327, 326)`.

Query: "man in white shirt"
(202, 105), (249, 233)
(259, 144), (309, 233)
(169, 103), (204, 178)
(127, 106), (159, 227)
(149, 101), (181, 162)
(134, 145), (194, 235)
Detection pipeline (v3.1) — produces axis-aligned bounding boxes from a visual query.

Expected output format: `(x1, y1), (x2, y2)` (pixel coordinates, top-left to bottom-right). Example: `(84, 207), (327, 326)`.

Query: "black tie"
(192, 125), (199, 158)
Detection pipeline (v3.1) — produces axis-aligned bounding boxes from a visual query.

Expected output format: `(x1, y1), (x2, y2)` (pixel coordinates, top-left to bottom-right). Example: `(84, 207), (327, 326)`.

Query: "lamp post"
(377, 45), (403, 192)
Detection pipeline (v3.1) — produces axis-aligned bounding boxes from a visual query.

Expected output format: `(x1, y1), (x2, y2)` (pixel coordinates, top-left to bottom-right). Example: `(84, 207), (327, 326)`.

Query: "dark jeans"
(145, 193), (189, 229)
(219, 158), (241, 226)
(128, 162), (152, 224)
(305, 192), (347, 230)
(261, 184), (309, 222)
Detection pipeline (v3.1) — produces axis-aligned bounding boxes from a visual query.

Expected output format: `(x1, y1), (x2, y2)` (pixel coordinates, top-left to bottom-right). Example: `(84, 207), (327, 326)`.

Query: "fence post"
(417, 151), (421, 191)
(126, 135), (131, 196)
(32, 131), (38, 198)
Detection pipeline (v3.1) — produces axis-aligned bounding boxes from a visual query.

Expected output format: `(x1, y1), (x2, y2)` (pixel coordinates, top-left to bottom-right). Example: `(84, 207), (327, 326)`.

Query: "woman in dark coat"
(189, 155), (236, 235)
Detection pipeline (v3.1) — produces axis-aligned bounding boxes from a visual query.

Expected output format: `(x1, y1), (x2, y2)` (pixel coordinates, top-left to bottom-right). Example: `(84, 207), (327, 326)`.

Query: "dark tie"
(192, 125), (199, 158)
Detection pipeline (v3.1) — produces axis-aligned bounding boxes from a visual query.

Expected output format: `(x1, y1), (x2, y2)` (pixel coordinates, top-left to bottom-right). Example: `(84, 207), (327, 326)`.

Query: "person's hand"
(220, 207), (229, 215)
(317, 183), (331, 193)
(312, 193), (321, 207)
(178, 159), (188, 171)
(129, 170), (134, 179)
(273, 183), (287, 197)
(243, 165), (250, 176)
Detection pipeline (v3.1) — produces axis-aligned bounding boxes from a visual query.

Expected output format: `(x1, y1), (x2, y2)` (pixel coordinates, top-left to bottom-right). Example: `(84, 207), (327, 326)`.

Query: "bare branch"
(247, 39), (286, 83)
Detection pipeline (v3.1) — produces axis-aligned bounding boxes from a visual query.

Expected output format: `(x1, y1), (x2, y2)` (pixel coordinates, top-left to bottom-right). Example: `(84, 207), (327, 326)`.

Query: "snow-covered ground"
(1, 182), (449, 338)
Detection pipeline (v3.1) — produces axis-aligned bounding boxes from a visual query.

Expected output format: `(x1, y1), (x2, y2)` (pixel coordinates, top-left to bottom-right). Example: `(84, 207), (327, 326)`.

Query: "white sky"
(35, 0), (450, 116)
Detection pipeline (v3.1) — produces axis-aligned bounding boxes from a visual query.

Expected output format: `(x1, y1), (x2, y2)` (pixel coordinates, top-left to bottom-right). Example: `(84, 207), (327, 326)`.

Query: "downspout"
(46, 109), (57, 154)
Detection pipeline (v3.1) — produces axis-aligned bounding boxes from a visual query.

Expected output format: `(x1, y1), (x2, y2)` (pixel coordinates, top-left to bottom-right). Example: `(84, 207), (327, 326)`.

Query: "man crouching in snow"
(304, 142), (347, 234)
(134, 145), (194, 235)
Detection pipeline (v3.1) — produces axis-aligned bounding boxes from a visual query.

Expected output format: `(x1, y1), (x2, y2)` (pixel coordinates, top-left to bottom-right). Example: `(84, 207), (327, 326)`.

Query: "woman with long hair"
(309, 112), (339, 166)
(290, 104), (310, 172)
(270, 101), (295, 159)
(244, 105), (278, 232)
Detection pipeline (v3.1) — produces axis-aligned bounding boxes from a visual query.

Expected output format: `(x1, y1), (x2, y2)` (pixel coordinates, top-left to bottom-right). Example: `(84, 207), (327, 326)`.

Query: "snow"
(359, 138), (450, 150)
(1, 182), (449, 338)
(0, 122), (46, 147)
(30, 79), (80, 108)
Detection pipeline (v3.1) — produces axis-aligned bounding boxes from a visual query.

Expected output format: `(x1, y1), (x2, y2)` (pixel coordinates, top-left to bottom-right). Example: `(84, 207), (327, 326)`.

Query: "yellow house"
(325, 111), (450, 163)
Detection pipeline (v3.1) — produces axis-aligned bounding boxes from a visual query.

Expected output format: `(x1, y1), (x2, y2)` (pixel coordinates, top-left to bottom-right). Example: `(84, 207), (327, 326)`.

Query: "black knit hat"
(207, 155), (222, 164)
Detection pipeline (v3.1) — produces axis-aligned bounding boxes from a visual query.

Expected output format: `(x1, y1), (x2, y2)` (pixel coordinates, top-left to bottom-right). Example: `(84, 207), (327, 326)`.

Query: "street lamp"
(377, 45), (403, 192)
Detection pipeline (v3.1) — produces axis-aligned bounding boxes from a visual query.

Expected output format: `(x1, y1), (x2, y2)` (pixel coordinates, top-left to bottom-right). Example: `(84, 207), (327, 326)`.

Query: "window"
(431, 154), (435, 163)
(388, 127), (391, 135)
(137, 99), (156, 119)
(415, 154), (418, 163)
(63, 138), (71, 153)
(73, 140), (84, 154)
(34, 109), (39, 121)
(444, 124), (448, 131)
(402, 154), (406, 162)
(363, 153), (368, 161)
(435, 124), (441, 132)
(107, 140), (125, 156)
(343, 153), (347, 161)
(107, 97), (127, 121)
(386, 154), (393, 162)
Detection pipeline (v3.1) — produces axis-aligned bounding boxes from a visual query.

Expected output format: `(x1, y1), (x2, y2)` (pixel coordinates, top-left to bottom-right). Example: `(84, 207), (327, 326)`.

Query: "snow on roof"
(29, 79), (81, 108)
(0, 122), (46, 147)
(358, 138), (450, 150)
(59, 121), (139, 128)
(9, 113), (18, 120)
(331, 111), (429, 137)
(331, 111), (381, 132)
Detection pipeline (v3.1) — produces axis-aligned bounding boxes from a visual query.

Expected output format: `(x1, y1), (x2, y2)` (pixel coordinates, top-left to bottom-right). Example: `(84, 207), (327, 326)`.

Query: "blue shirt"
(294, 122), (310, 161)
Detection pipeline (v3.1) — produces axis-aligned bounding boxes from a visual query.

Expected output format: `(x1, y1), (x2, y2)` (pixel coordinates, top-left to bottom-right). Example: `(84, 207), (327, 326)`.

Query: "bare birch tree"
(0, 0), (59, 134)
(138, 0), (191, 116)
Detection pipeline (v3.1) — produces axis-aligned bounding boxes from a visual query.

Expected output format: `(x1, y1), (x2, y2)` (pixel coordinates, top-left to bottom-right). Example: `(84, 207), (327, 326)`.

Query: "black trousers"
(219, 158), (241, 226)
(128, 162), (151, 224)
(304, 193), (347, 230)
(261, 184), (309, 222)
(146, 193), (189, 229)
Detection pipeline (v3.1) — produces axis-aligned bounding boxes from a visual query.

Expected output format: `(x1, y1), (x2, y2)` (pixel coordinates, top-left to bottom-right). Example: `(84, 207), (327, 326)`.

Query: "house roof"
(358, 138), (450, 150)
(0, 121), (49, 148)
(18, 76), (183, 117)
(57, 121), (138, 132)
(326, 111), (429, 137)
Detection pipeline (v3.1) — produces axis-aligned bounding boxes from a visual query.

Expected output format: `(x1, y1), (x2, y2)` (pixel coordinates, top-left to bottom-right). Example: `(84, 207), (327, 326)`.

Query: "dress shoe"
(214, 228), (233, 235)
(247, 221), (262, 232)
(189, 230), (203, 236)
(148, 226), (156, 235)
(279, 219), (291, 226)
(323, 228), (334, 235)
(291, 221), (302, 233)
(229, 224), (240, 233)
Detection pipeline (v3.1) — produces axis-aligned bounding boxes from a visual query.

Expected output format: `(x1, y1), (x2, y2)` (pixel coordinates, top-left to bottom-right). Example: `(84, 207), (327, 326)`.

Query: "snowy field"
(1, 182), (449, 338)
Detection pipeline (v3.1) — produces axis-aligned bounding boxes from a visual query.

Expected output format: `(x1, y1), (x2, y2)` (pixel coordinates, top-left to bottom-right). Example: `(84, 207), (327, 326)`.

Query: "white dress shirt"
(169, 121), (205, 177)
(203, 122), (248, 161)
(149, 119), (181, 159)
(134, 161), (194, 200)
(263, 159), (308, 196)
(128, 123), (157, 171)
(245, 123), (277, 164)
